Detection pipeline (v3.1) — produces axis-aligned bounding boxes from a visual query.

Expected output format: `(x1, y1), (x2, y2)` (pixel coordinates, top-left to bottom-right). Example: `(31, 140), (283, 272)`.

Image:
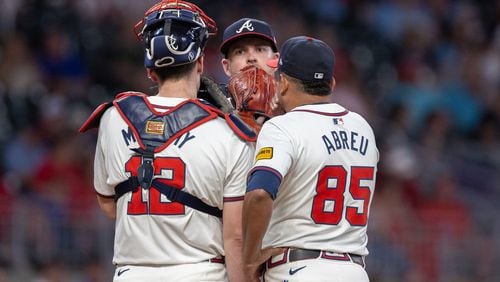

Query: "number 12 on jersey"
(311, 166), (375, 226)
(125, 156), (186, 215)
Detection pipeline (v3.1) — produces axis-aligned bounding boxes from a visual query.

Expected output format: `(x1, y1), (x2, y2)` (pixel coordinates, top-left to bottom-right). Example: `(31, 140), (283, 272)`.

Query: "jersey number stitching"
(311, 166), (374, 226)
(125, 156), (186, 215)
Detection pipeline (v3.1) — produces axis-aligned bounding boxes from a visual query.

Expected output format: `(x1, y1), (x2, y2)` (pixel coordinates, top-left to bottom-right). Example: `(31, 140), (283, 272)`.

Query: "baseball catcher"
(79, 1), (257, 281)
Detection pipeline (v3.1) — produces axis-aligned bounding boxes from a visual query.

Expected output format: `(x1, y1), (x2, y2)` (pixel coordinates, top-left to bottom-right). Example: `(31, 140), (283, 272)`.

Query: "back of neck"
(156, 77), (199, 99)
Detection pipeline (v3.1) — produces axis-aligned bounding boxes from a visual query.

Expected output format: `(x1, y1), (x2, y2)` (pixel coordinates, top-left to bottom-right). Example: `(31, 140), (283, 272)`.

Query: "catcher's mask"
(134, 0), (217, 68)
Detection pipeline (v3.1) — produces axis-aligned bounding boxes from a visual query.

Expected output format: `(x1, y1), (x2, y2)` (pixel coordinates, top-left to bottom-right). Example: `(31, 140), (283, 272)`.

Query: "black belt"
(267, 248), (365, 269)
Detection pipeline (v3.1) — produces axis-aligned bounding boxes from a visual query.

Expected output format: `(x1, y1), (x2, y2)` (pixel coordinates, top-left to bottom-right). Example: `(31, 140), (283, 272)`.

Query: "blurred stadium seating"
(0, 0), (498, 281)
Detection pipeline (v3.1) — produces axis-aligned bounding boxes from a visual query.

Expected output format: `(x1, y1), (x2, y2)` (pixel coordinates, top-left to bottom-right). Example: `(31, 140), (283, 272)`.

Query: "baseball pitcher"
(242, 36), (379, 282)
(220, 18), (282, 133)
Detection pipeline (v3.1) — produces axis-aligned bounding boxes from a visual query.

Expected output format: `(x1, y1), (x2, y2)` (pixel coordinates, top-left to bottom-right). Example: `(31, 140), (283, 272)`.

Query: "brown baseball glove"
(227, 65), (281, 133)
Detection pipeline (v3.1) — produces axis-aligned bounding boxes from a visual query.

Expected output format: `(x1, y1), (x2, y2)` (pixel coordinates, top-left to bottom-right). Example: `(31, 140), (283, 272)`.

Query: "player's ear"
(147, 69), (158, 82)
(279, 74), (289, 96)
(197, 55), (204, 74)
(330, 77), (336, 91)
(221, 58), (231, 76)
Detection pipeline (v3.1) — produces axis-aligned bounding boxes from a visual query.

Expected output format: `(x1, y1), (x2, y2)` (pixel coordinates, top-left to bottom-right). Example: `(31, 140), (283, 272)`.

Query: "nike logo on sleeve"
(117, 268), (130, 276)
(289, 265), (307, 275)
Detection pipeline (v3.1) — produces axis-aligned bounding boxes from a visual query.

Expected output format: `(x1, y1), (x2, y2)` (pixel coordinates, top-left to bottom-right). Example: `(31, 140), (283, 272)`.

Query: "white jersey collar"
(147, 96), (189, 107)
(291, 103), (348, 115)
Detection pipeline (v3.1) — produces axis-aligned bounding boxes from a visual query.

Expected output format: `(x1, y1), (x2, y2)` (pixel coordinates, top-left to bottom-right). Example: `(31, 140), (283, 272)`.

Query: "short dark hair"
(284, 73), (332, 96)
(152, 62), (196, 82)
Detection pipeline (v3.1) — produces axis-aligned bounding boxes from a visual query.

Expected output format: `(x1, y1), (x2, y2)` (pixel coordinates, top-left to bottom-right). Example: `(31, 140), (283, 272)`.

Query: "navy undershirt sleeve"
(246, 169), (281, 200)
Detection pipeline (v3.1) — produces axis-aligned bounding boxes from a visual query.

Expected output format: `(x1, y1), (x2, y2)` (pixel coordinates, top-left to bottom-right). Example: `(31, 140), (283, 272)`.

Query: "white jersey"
(253, 103), (378, 256)
(93, 96), (254, 265)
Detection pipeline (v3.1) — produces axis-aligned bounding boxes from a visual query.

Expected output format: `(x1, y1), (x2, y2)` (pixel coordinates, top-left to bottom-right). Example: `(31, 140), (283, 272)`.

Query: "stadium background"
(0, 0), (498, 281)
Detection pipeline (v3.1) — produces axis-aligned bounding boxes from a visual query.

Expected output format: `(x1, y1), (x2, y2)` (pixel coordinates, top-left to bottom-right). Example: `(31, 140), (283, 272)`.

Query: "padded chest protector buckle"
(134, 146), (155, 190)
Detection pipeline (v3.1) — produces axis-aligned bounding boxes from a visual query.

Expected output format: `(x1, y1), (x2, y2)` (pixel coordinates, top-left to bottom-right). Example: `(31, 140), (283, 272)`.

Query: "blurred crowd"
(0, 0), (498, 281)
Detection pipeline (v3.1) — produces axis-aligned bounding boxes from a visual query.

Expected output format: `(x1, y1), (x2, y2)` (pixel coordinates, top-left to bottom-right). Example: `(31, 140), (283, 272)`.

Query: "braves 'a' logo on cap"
(236, 20), (254, 33)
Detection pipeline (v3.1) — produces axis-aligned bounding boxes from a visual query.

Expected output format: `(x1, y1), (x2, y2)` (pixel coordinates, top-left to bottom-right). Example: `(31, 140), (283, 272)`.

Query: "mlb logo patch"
(314, 72), (324, 79)
(333, 118), (344, 125)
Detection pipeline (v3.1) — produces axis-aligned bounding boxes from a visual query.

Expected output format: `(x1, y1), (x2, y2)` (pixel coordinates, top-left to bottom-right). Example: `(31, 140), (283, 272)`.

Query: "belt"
(267, 248), (365, 269)
(116, 256), (225, 267)
(207, 257), (225, 264)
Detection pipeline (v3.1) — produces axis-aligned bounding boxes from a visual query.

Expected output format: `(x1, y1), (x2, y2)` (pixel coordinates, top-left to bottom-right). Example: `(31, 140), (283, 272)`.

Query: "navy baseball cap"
(268, 36), (335, 83)
(220, 18), (278, 55)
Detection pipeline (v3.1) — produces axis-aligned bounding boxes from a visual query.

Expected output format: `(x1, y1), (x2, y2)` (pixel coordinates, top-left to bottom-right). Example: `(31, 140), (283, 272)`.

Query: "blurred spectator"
(368, 174), (422, 282)
(2, 125), (47, 193)
(37, 28), (87, 89)
(416, 173), (472, 281)
(0, 258), (10, 282)
(32, 259), (69, 282)
(0, 35), (42, 96)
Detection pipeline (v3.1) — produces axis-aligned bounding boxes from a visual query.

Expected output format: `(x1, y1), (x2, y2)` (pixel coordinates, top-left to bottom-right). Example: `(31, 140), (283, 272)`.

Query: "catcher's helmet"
(134, 0), (217, 68)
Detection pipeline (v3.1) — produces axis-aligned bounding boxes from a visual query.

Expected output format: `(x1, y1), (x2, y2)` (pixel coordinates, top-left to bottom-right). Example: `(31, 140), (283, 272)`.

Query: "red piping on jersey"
(223, 196), (245, 202)
(248, 166), (283, 182)
(291, 109), (349, 116)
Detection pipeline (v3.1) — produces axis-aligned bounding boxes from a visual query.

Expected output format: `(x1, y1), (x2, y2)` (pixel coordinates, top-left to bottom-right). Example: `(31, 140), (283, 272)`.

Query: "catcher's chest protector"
(113, 94), (222, 203)
(79, 92), (256, 218)
(113, 94), (220, 152)
(79, 92), (256, 143)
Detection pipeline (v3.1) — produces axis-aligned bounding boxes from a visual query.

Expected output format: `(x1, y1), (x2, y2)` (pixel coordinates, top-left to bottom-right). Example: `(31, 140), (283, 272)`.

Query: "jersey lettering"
(350, 132), (358, 152)
(321, 130), (368, 155)
(125, 156), (186, 215)
(122, 127), (136, 146)
(174, 131), (196, 148)
(311, 166), (374, 226)
(339, 131), (350, 149)
(346, 166), (373, 226)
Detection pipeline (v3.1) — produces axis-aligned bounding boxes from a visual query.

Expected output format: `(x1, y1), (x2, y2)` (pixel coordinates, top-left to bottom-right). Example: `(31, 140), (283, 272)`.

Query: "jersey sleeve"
(93, 109), (116, 197)
(252, 120), (293, 181)
(223, 140), (254, 201)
